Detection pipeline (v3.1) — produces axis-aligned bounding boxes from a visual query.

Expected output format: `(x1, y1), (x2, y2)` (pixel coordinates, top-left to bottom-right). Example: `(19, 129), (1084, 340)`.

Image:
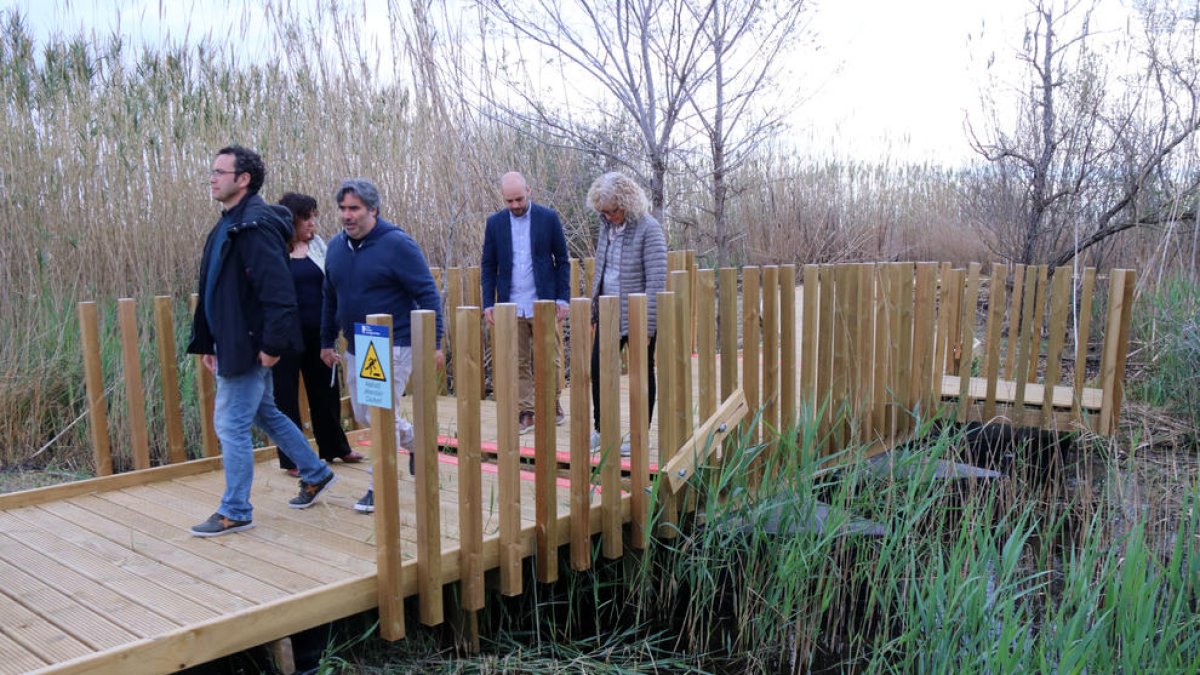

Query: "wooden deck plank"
(0, 557), (136, 650)
(29, 501), (268, 611)
(0, 630), (48, 674)
(942, 375), (1103, 410)
(0, 510), (219, 624)
(127, 480), (379, 566)
(0, 534), (179, 637)
(102, 486), (375, 581)
(164, 449), (570, 553)
(0, 587), (93, 665)
(59, 495), (291, 604)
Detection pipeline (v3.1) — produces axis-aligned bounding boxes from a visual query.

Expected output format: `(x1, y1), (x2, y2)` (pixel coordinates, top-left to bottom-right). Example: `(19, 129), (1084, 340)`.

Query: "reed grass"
(1132, 274), (1200, 432)
(0, 5), (1009, 467)
(312, 408), (1197, 673)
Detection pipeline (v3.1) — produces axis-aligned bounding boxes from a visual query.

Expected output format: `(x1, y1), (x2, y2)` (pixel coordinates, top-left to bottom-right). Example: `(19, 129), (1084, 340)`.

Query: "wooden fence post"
(411, 309), (443, 626)
(118, 298), (151, 470)
(816, 266), (835, 455)
(1072, 268), (1098, 425)
(456, 307), (484, 619)
(696, 271), (717, 421)
(1013, 265), (1039, 411)
(1041, 267), (1073, 426)
(598, 295), (622, 559)
(719, 267), (738, 405)
(189, 293), (219, 458)
(982, 264), (1008, 422)
(78, 301), (113, 476)
(492, 304), (523, 592)
(568, 299), (593, 570)
(627, 293), (650, 549)
(1026, 265), (1049, 383)
(956, 263), (982, 423)
(1099, 269), (1136, 435)
(656, 290), (678, 537)
(742, 267), (761, 446)
(368, 313), (405, 641)
(762, 266), (780, 449)
(154, 296), (187, 464)
(1004, 264), (1025, 380)
(801, 265), (820, 422)
(533, 300), (559, 582)
(910, 264), (939, 421)
(780, 265), (797, 436)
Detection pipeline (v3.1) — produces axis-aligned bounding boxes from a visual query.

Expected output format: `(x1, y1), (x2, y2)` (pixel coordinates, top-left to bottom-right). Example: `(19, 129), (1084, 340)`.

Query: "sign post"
(358, 317), (404, 641)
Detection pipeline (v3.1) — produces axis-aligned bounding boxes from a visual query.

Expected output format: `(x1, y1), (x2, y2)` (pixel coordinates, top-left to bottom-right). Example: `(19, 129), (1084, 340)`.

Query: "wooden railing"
(74, 257), (1133, 477)
(64, 255), (1134, 654)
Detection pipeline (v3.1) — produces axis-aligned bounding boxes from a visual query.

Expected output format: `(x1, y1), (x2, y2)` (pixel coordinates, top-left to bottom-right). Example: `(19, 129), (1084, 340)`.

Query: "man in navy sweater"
(481, 172), (571, 433)
(320, 178), (443, 513)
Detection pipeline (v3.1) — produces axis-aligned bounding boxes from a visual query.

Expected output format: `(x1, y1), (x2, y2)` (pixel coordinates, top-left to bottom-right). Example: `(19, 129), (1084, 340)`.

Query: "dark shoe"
(354, 490), (375, 513)
(288, 472), (338, 509)
(555, 402), (565, 426)
(285, 468), (300, 478)
(518, 411), (535, 435)
(336, 451), (365, 464)
(191, 512), (254, 537)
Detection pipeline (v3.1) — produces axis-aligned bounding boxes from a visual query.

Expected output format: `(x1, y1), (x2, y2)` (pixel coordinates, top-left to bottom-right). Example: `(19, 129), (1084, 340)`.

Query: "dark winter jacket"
(321, 218), (443, 352)
(187, 193), (304, 377)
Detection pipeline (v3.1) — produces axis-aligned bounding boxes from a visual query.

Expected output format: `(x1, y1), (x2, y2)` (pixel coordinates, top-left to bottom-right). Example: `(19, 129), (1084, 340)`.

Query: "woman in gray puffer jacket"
(587, 171), (668, 453)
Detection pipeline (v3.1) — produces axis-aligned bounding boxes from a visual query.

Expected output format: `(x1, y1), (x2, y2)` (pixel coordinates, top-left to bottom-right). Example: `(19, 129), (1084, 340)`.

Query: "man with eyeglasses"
(480, 171), (571, 434)
(187, 145), (337, 537)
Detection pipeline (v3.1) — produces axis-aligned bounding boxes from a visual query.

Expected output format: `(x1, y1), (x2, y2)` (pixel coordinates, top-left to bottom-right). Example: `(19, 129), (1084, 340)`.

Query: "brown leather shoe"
(337, 451), (365, 463)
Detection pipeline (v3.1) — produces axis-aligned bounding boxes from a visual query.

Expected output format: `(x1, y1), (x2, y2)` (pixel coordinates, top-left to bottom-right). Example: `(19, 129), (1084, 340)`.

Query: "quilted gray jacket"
(590, 212), (668, 336)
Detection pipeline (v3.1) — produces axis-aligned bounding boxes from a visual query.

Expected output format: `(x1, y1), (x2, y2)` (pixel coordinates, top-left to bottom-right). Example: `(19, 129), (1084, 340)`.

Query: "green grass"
(315, 416), (1198, 673)
(1132, 274), (1200, 431)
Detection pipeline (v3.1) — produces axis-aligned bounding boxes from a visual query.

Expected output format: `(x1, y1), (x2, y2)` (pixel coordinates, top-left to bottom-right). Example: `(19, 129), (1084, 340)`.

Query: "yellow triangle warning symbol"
(359, 342), (387, 382)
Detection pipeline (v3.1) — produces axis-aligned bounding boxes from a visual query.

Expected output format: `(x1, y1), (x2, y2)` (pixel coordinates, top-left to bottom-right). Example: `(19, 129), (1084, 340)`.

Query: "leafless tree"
(675, 0), (810, 267)
(476, 0), (713, 220)
(967, 0), (1200, 272)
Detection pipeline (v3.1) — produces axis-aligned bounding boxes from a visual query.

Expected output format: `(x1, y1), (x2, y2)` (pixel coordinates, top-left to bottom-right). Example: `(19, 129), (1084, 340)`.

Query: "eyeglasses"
(599, 207), (622, 217)
(209, 169), (241, 178)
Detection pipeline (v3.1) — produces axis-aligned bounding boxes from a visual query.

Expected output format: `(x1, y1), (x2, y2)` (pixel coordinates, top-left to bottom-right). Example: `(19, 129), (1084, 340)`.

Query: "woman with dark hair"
(273, 191), (362, 474)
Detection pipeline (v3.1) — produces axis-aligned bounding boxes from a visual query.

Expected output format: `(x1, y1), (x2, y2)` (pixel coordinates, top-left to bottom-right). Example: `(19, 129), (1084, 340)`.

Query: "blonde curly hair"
(586, 171), (649, 220)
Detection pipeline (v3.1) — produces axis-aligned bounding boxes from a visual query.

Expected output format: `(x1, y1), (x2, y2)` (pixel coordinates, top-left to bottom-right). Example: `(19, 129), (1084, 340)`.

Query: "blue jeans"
(213, 365), (333, 521)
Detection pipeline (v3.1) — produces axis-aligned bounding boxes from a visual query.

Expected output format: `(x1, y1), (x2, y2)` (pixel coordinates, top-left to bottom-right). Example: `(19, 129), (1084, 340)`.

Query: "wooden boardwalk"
(2, 258), (1134, 673)
(0, 430), (611, 674)
(0, 372), (673, 675)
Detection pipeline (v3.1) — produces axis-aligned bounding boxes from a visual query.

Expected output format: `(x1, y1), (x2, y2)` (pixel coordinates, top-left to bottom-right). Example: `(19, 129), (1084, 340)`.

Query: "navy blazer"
(481, 202), (570, 308)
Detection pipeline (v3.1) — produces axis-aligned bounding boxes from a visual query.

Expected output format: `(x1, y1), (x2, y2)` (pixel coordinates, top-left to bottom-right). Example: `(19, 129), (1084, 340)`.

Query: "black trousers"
(591, 329), (657, 432)
(272, 324), (352, 468)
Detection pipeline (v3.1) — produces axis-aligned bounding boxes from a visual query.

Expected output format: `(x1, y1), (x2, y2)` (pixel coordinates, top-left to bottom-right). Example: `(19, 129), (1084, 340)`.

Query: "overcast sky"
(2, 0), (1140, 164)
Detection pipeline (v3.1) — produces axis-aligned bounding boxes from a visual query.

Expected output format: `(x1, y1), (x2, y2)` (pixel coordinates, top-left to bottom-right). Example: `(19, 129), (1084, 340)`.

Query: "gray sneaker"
(354, 489), (375, 513)
(191, 512), (254, 537)
(288, 472), (338, 509)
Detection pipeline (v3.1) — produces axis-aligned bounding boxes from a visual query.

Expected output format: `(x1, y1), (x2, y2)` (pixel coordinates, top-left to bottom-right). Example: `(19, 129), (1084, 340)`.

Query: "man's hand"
(259, 351), (280, 368)
(202, 354), (218, 374)
(435, 349), (445, 370)
(555, 302), (569, 322)
(321, 348), (341, 368)
(483, 307), (495, 326)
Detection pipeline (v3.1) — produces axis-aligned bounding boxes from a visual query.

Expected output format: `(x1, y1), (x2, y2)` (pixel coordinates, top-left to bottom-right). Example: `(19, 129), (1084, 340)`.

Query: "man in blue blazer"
(481, 172), (571, 433)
